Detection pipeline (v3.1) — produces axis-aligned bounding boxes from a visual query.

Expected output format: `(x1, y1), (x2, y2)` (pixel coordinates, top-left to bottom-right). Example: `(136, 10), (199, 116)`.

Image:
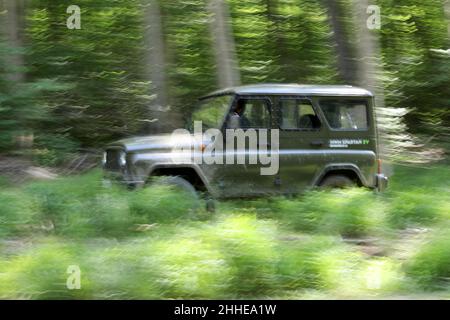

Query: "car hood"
(107, 133), (201, 153)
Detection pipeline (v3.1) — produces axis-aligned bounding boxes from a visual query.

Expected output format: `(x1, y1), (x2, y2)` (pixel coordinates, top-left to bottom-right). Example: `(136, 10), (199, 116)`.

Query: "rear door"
(277, 96), (327, 193)
(316, 97), (377, 186)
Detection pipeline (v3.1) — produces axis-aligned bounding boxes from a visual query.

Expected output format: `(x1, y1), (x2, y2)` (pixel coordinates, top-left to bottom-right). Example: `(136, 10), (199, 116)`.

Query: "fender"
(312, 163), (368, 187)
(148, 162), (216, 195)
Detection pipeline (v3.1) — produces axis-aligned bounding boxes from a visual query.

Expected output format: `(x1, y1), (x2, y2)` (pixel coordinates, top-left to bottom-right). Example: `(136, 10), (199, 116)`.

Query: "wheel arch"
(313, 164), (367, 187)
(148, 163), (212, 194)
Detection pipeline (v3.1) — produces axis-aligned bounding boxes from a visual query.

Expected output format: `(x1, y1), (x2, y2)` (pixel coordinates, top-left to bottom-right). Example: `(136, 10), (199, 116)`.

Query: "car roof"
(200, 84), (373, 99)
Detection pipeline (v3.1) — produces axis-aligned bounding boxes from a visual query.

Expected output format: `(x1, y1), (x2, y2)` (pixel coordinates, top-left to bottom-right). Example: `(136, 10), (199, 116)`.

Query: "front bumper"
(375, 174), (388, 192)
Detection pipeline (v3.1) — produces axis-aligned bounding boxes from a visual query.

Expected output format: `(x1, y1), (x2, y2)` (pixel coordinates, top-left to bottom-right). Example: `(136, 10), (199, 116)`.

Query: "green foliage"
(378, 0), (450, 146)
(0, 39), (64, 152)
(406, 230), (450, 290)
(276, 237), (351, 290)
(32, 134), (80, 166)
(161, 0), (216, 110)
(386, 190), (441, 228)
(385, 165), (450, 228)
(128, 184), (202, 223)
(152, 235), (230, 299)
(0, 189), (37, 237)
(25, 0), (151, 148)
(277, 189), (388, 237)
(5, 164), (444, 240)
(202, 215), (279, 296)
(0, 176), (11, 187)
(21, 170), (205, 237)
(1, 0), (449, 160)
(1, 0), (450, 299)
(24, 170), (131, 237)
(0, 240), (89, 299)
(0, 216), (365, 299)
(0, 165), (449, 299)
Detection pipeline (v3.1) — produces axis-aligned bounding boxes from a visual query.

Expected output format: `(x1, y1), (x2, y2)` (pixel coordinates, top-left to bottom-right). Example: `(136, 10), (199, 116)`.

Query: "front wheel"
(205, 197), (216, 213)
(149, 176), (215, 213)
(153, 176), (198, 197)
(149, 176), (200, 210)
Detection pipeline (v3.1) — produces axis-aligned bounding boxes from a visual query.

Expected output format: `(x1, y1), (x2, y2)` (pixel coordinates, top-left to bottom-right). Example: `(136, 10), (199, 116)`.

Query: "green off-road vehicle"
(103, 84), (388, 205)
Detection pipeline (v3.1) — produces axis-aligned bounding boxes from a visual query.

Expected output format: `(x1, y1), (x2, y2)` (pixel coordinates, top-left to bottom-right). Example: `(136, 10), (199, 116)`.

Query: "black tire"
(205, 198), (216, 213)
(155, 176), (198, 196)
(150, 176), (200, 210)
(319, 175), (355, 189)
(149, 176), (217, 213)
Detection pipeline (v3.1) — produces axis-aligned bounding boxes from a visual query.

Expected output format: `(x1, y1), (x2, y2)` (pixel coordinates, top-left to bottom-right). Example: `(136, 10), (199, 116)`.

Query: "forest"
(0, 0), (449, 299)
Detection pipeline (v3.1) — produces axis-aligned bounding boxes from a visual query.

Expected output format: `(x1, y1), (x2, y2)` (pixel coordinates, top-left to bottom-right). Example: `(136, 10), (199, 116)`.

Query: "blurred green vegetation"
(0, 165), (448, 299)
(0, 0), (449, 300)
(0, 0), (449, 159)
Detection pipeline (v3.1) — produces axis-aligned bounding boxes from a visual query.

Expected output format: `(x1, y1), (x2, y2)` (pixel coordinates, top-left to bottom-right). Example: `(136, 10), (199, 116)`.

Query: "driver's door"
(215, 96), (278, 197)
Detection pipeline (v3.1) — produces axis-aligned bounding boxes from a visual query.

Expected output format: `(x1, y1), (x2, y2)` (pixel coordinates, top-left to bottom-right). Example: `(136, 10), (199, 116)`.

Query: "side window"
(319, 99), (368, 130)
(280, 99), (321, 130)
(228, 98), (271, 129)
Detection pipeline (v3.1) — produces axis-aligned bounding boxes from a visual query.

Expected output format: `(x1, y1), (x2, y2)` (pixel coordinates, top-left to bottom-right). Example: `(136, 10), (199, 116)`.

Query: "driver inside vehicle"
(227, 99), (251, 129)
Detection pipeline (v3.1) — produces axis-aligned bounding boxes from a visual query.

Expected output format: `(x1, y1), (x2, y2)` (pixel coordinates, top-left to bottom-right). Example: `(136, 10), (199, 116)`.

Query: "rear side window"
(319, 99), (369, 130)
(280, 99), (321, 130)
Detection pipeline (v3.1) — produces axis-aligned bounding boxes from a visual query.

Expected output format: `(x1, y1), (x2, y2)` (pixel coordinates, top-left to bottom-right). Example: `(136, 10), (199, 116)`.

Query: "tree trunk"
(351, 1), (421, 167)
(265, 0), (288, 81)
(324, 0), (358, 84)
(445, 0), (450, 44)
(0, 0), (33, 149)
(1, 0), (26, 83)
(144, 0), (176, 133)
(351, 0), (384, 108)
(207, 0), (241, 88)
(351, 0), (396, 169)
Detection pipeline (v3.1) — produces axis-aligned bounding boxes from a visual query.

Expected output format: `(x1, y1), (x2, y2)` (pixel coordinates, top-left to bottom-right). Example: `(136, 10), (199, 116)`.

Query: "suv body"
(103, 84), (388, 198)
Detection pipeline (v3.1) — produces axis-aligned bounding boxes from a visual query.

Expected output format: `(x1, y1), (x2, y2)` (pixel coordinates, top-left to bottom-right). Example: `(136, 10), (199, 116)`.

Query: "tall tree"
(263, 0), (337, 84)
(161, 0), (216, 116)
(445, 0), (450, 43)
(144, 0), (172, 133)
(324, 0), (358, 84)
(1, 0), (25, 83)
(0, 0), (34, 150)
(351, 0), (406, 164)
(26, 0), (151, 149)
(207, 0), (241, 88)
(351, 0), (384, 106)
(227, 0), (276, 84)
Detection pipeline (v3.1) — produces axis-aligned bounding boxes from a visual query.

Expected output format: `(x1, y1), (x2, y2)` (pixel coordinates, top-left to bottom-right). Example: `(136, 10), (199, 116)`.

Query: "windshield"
(190, 95), (233, 131)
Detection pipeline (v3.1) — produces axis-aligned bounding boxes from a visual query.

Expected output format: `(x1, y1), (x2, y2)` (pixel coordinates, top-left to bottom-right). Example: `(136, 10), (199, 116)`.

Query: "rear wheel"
(319, 175), (356, 189)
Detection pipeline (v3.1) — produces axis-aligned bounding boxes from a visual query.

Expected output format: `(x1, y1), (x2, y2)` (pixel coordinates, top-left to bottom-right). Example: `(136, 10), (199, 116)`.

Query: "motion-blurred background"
(0, 0), (449, 166)
(0, 0), (449, 300)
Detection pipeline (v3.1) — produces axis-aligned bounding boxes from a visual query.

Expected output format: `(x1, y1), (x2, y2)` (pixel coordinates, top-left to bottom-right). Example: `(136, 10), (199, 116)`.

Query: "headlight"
(119, 151), (127, 167)
(102, 152), (107, 166)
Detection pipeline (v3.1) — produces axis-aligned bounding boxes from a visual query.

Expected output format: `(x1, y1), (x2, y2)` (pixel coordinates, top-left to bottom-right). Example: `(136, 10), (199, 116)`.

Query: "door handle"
(310, 140), (324, 147)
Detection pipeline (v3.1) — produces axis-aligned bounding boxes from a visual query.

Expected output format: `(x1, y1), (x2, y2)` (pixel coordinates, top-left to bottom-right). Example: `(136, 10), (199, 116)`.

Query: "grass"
(405, 229), (450, 290)
(0, 165), (449, 299)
